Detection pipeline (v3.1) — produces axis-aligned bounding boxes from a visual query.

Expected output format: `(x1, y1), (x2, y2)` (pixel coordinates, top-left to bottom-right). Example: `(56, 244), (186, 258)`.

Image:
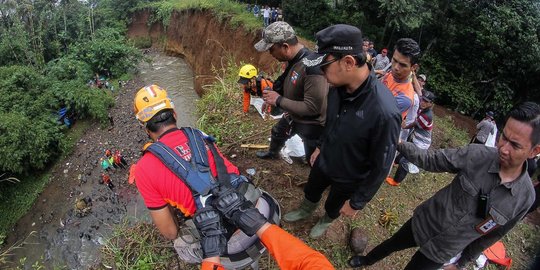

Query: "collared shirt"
(398, 143), (534, 264)
(411, 106), (433, 149)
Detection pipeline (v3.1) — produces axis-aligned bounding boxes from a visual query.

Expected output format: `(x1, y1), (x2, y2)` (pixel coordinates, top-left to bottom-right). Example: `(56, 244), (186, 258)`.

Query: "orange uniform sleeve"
(201, 261), (224, 270)
(243, 90), (250, 113)
(260, 225), (335, 270)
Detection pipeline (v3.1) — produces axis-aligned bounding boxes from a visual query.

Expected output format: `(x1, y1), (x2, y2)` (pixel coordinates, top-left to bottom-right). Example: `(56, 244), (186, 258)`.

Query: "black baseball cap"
(303, 24), (364, 67)
(421, 90), (436, 103)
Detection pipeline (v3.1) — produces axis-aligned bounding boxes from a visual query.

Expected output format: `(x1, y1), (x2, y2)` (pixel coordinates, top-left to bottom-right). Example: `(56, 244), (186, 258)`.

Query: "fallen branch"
(223, 127), (273, 153)
(240, 144), (268, 149)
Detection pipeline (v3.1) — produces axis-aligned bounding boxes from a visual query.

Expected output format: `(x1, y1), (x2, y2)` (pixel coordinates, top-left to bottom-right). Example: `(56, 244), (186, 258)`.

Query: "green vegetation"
(196, 59), (274, 146)
(0, 0), (142, 254)
(0, 0), (141, 174)
(433, 113), (472, 149)
(143, 0), (262, 31)
(0, 120), (91, 247)
(101, 221), (178, 270)
(0, 173), (50, 245)
(281, 0), (540, 119)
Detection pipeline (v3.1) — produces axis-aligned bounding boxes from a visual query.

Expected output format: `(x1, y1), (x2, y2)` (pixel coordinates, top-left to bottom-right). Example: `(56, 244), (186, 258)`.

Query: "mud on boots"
(283, 198), (318, 222)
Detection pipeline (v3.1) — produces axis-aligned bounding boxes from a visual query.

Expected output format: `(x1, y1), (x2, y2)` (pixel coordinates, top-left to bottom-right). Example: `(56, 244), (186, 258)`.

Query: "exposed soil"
(4, 8), (538, 270)
(128, 9), (314, 96)
(433, 105), (478, 137)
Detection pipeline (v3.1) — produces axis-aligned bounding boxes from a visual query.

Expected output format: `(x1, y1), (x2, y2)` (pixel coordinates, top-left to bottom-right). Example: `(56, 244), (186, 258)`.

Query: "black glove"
(213, 190), (267, 236)
(192, 206), (227, 258)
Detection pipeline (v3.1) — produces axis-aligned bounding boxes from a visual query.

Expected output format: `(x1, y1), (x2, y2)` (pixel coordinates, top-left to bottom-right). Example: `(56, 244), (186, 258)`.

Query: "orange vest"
(242, 78), (273, 113)
(382, 73), (415, 120)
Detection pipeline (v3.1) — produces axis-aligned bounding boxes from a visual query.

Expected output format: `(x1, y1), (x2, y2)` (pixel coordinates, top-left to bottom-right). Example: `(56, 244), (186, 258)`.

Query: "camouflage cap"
(254, 22), (296, 52)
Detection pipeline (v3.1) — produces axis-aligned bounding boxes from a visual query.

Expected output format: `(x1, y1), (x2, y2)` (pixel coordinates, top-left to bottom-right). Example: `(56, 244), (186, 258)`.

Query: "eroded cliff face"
(128, 10), (279, 95)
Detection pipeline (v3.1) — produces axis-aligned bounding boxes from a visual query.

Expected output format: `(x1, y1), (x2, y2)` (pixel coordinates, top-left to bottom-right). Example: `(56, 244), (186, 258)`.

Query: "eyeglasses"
(319, 56), (341, 71)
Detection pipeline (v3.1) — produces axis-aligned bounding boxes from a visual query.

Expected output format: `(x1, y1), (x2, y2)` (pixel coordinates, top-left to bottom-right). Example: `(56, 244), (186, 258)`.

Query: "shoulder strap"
(205, 138), (232, 189)
(182, 127), (210, 168)
(146, 128), (234, 199)
(146, 141), (214, 196)
(182, 127), (232, 189)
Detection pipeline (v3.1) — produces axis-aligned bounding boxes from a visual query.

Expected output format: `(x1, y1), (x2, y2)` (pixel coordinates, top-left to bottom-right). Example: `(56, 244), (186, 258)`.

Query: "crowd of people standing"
(246, 4), (283, 27)
(127, 15), (540, 270)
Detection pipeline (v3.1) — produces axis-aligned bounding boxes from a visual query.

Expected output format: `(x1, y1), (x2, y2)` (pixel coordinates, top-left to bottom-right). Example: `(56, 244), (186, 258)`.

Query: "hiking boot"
(385, 177), (400, 186)
(256, 150), (278, 159)
(309, 214), (335, 239)
(283, 198), (318, 222)
(349, 255), (370, 267)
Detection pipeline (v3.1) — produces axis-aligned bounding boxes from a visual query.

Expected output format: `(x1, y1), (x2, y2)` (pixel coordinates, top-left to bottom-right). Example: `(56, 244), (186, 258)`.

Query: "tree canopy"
(0, 0), (142, 174)
(280, 0), (540, 117)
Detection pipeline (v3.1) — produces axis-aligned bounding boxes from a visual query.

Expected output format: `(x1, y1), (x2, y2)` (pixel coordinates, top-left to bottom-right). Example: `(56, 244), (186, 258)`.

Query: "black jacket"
(317, 71), (401, 210)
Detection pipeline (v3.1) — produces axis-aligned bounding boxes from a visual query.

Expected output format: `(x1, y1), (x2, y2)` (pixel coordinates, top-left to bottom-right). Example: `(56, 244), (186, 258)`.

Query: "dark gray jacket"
(399, 142), (534, 264)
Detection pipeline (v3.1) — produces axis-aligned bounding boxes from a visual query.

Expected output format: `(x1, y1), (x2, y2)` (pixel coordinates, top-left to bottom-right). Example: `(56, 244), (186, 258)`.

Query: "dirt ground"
(5, 48), (539, 269)
(433, 105), (478, 137)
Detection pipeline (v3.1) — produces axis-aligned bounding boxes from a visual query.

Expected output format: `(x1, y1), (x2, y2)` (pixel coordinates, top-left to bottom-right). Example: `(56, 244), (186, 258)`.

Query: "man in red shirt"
(132, 84), (241, 239)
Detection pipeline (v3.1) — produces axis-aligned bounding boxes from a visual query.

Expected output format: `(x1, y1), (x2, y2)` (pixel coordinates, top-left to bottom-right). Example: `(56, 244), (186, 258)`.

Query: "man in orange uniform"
(197, 189), (335, 270)
(237, 64), (273, 113)
(381, 38), (420, 120)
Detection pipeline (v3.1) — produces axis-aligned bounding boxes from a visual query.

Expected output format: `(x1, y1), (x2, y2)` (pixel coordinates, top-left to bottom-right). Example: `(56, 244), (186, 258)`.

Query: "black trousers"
(269, 116), (324, 160)
(303, 163), (359, 219)
(365, 219), (443, 270)
(394, 157), (409, 183)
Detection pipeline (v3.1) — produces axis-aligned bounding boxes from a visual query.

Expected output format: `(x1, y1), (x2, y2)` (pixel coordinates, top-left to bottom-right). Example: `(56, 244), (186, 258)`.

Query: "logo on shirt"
(175, 144), (192, 161)
(290, 71), (299, 85)
(356, 110), (364, 119)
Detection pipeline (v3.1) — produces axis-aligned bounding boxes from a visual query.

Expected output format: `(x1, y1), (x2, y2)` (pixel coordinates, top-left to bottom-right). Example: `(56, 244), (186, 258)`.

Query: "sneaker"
(385, 177), (400, 186)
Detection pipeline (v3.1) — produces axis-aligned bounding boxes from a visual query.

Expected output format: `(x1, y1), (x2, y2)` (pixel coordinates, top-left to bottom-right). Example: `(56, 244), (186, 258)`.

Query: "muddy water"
(139, 53), (199, 127)
(3, 52), (197, 269)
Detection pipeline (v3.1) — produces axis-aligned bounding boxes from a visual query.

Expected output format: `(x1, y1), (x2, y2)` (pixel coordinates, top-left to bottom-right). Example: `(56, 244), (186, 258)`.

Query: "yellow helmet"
(133, 84), (174, 123)
(238, 64), (258, 84)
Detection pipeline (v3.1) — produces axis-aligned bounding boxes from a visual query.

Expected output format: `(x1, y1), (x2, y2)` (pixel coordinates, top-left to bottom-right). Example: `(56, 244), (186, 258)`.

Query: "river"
(2, 52), (198, 269)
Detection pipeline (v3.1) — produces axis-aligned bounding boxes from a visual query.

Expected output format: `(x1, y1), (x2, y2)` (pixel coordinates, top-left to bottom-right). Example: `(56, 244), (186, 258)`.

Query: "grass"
(0, 119), (92, 247)
(433, 112), (472, 149)
(142, 0), (262, 32)
(100, 220), (178, 270)
(196, 57), (274, 146)
(99, 57), (540, 268)
(98, 1), (539, 268)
